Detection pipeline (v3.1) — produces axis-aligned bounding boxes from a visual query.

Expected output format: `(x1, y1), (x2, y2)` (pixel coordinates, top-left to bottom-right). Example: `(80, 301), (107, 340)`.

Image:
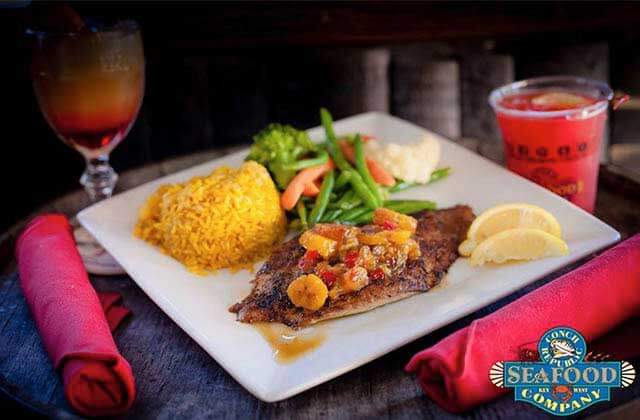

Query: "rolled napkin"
(98, 291), (132, 333)
(16, 214), (135, 417)
(406, 233), (640, 413)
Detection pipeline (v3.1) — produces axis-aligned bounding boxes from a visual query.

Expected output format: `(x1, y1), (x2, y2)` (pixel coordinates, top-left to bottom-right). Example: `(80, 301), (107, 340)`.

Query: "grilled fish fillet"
(229, 205), (474, 328)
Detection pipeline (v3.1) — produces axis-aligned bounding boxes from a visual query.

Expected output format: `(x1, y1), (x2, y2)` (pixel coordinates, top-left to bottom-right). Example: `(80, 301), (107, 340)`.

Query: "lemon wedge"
(469, 228), (568, 266)
(459, 203), (562, 256)
(531, 92), (591, 109)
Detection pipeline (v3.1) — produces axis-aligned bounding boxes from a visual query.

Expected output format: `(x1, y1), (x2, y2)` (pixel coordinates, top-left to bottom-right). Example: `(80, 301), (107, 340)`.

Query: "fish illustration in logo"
(549, 338), (577, 359)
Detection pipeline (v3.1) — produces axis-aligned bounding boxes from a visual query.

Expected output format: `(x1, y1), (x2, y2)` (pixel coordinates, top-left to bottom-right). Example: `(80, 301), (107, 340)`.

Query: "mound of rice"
(134, 161), (286, 274)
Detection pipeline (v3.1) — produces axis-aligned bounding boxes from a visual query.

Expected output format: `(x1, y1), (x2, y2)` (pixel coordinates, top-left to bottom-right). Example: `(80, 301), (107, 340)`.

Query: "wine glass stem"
(80, 155), (118, 202)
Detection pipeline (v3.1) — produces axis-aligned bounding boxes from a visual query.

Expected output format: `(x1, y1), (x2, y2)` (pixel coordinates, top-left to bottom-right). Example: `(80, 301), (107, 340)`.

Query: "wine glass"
(30, 20), (144, 274)
(30, 20), (145, 201)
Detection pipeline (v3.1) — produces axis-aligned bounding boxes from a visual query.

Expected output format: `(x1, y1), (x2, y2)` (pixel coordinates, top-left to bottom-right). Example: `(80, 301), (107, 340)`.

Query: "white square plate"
(78, 112), (619, 402)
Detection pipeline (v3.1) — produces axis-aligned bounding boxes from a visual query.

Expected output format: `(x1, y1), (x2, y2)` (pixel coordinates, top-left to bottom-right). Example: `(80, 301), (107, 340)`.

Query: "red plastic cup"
(489, 76), (615, 213)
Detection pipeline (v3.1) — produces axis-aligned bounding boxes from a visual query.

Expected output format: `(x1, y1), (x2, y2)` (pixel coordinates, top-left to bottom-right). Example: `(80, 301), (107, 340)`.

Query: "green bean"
(339, 201), (436, 225)
(338, 206), (370, 222)
(328, 191), (349, 209)
(341, 171), (378, 208)
(320, 108), (379, 209)
(345, 175), (377, 209)
(308, 170), (335, 225)
(320, 108), (351, 171)
(341, 197), (362, 210)
(334, 171), (352, 189)
(333, 190), (354, 206)
(380, 187), (389, 201)
(387, 168), (451, 193)
(339, 192), (362, 210)
(342, 202), (435, 225)
(350, 209), (374, 225)
(320, 208), (343, 223)
(429, 167), (451, 183)
(296, 201), (308, 230)
(353, 134), (382, 206)
(388, 180), (415, 193)
(281, 152), (329, 171)
(384, 200), (437, 213)
(328, 195), (361, 210)
(337, 189), (354, 203)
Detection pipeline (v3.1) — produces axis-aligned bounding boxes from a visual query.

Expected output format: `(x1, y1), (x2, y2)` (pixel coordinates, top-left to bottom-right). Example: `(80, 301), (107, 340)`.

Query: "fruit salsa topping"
(319, 270), (337, 288)
(373, 207), (418, 232)
(288, 208), (422, 311)
(287, 274), (328, 311)
(299, 231), (337, 259)
(344, 250), (359, 268)
(370, 267), (385, 281)
(382, 220), (397, 230)
(298, 249), (321, 272)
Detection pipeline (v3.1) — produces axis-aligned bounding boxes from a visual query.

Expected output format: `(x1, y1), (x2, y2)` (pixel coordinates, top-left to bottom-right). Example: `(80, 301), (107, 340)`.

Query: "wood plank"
(392, 55), (461, 139)
(611, 33), (640, 146)
(461, 53), (514, 163)
(268, 48), (390, 128)
(209, 55), (270, 146)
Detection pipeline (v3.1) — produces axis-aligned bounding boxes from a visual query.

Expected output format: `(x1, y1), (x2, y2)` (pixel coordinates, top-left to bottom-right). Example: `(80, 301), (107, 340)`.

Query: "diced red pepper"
(319, 270), (337, 288)
(382, 220), (398, 231)
(298, 249), (321, 272)
(370, 267), (385, 281)
(344, 250), (359, 268)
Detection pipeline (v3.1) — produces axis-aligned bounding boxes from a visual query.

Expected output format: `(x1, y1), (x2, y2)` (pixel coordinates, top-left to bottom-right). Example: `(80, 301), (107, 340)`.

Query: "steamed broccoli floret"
(246, 123), (318, 189)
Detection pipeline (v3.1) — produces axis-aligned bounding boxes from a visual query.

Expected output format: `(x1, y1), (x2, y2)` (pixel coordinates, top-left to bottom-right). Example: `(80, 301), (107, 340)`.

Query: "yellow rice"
(134, 161), (286, 274)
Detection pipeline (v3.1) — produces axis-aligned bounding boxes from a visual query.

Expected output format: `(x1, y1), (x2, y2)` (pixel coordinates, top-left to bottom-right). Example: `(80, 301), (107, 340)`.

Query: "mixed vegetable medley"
(246, 108), (449, 229)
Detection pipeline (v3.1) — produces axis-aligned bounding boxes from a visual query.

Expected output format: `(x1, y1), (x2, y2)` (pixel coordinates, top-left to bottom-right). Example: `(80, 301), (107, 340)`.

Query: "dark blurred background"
(2, 1), (640, 232)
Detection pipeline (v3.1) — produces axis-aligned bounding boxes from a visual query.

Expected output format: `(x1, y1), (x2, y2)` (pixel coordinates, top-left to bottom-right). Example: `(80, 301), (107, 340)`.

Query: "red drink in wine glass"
(490, 76), (614, 213)
(31, 20), (144, 201)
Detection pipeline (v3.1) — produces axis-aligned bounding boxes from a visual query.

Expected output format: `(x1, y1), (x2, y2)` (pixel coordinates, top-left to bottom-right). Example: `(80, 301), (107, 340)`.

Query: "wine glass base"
(73, 224), (125, 276)
(80, 156), (119, 202)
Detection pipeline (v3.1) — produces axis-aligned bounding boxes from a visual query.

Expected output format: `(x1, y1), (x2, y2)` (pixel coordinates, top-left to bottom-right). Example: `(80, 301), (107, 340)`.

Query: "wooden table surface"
(1, 148), (639, 419)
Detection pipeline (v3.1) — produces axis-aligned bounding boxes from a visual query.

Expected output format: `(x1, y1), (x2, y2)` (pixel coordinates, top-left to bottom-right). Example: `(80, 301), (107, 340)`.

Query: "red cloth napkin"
(98, 292), (132, 332)
(16, 214), (135, 417)
(406, 233), (640, 414)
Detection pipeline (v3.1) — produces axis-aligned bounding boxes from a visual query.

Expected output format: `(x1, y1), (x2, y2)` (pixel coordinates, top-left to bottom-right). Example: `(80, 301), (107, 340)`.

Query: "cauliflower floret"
(364, 134), (440, 183)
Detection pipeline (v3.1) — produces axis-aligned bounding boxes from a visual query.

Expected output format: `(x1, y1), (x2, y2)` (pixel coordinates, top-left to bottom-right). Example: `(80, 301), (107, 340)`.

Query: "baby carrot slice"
(338, 140), (395, 187)
(302, 182), (320, 197)
(281, 160), (334, 210)
(366, 159), (395, 187)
